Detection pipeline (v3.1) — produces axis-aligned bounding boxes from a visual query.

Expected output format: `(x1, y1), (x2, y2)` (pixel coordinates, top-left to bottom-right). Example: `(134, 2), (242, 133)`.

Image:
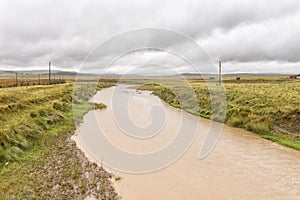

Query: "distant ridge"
(0, 70), (294, 78)
(0, 70), (94, 78)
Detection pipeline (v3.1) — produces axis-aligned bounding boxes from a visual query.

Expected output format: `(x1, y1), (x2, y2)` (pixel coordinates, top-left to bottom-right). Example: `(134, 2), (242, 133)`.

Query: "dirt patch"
(42, 131), (119, 199)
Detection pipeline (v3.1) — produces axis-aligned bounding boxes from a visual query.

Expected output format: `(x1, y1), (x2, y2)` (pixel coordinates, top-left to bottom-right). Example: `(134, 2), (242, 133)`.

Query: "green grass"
(262, 134), (300, 150)
(0, 78), (66, 88)
(95, 103), (107, 110)
(0, 80), (116, 198)
(0, 75), (299, 197)
(135, 77), (300, 150)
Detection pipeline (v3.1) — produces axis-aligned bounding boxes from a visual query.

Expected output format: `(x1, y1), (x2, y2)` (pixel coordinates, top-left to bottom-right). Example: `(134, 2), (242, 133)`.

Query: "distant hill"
(0, 70), (97, 78)
(0, 70), (294, 79)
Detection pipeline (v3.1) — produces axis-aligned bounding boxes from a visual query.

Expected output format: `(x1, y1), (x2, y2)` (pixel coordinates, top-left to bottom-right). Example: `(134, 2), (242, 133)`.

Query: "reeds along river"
(74, 84), (300, 200)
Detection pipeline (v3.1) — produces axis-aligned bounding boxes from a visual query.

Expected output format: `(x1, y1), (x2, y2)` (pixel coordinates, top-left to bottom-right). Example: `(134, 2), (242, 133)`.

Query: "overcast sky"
(0, 0), (299, 74)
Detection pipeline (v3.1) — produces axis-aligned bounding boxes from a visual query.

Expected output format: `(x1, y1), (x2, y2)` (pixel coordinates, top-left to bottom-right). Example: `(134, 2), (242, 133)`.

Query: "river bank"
(135, 78), (300, 150)
(0, 82), (119, 199)
(75, 84), (300, 200)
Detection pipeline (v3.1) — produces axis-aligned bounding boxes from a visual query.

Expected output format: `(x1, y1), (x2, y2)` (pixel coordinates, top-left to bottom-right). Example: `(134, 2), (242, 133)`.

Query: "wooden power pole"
(219, 59), (222, 86)
(38, 74), (41, 85)
(49, 61), (51, 83)
(15, 73), (18, 86)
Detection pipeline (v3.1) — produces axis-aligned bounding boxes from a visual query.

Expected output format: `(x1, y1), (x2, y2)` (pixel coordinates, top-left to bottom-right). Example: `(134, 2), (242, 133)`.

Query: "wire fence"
(0, 74), (66, 88)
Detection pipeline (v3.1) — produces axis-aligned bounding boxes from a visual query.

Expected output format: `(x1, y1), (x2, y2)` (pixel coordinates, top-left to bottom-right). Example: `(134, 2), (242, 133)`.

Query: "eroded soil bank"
(75, 85), (300, 200)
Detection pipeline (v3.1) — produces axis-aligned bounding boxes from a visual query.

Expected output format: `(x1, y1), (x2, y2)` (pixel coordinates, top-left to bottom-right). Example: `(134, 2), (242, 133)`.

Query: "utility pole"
(49, 61), (51, 84)
(15, 72), (18, 86)
(38, 74), (41, 85)
(219, 59), (222, 86)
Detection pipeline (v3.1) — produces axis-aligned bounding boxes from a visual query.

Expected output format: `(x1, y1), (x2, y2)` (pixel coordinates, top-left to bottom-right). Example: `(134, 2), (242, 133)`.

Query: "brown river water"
(74, 85), (300, 200)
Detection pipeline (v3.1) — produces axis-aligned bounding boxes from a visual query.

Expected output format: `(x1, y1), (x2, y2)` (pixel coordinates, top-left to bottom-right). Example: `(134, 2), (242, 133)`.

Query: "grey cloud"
(0, 0), (299, 73)
(201, 12), (300, 63)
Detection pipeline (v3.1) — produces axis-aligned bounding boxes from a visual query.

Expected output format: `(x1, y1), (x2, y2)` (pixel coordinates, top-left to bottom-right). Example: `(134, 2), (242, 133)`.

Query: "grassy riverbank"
(135, 76), (300, 150)
(0, 76), (298, 198)
(0, 81), (118, 199)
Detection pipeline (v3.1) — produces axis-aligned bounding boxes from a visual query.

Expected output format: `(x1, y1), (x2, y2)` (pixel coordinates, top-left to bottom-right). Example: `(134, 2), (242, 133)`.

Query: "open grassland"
(0, 80), (118, 199)
(0, 78), (66, 88)
(0, 75), (299, 198)
(135, 76), (300, 150)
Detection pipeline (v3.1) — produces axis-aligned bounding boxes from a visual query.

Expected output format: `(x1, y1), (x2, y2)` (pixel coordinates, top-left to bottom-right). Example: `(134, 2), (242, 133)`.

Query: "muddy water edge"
(74, 84), (300, 200)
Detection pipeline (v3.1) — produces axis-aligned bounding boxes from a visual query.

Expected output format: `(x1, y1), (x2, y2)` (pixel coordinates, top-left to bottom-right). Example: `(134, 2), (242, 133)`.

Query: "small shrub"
(45, 113), (66, 125)
(246, 121), (271, 135)
(30, 111), (38, 118)
(94, 103), (107, 110)
(53, 102), (63, 111)
(38, 108), (52, 117)
(227, 115), (245, 127)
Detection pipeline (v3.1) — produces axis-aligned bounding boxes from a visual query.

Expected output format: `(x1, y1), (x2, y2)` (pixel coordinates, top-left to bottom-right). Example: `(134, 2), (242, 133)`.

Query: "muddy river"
(74, 85), (300, 200)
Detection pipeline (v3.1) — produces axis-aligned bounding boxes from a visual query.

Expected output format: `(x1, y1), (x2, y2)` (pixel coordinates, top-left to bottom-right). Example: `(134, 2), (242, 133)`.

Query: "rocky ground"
(20, 131), (120, 200)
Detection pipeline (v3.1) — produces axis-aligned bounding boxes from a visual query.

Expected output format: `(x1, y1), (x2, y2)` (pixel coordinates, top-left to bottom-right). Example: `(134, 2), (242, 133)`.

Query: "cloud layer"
(0, 0), (299, 73)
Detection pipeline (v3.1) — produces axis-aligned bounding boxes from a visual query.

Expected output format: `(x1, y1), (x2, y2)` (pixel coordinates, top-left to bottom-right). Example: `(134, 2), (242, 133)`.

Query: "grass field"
(0, 80), (118, 199)
(0, 78), (66, 88)
(135, 76), (300, 150)
(0, 75), (299, 198)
